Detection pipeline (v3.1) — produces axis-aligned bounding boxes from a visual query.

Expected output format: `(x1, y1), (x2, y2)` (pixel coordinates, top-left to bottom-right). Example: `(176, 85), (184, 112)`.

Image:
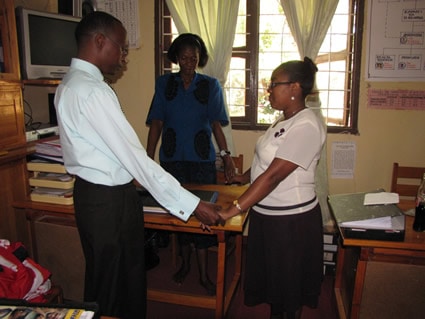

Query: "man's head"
(74, 11), (128, 75)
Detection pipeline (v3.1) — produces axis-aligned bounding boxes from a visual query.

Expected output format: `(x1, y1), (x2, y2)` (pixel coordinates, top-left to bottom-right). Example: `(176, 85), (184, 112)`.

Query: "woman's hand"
(225, 168), (251, 185)
(223, 155), (236, 183)
(218, 205), (240, 221)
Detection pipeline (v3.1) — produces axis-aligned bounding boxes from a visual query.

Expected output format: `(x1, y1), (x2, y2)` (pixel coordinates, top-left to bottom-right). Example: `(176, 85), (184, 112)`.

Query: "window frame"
(155, 0), (364, 134)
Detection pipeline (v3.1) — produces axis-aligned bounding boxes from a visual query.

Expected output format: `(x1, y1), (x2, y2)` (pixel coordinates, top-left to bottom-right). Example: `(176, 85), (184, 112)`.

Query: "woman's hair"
(167, 33), (209, 67)
(275, 57), (318, 98)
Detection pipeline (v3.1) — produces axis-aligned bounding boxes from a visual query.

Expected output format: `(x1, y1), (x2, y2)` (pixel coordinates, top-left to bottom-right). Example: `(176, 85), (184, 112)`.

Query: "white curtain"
(165, 0), (240, 155)
(280, 0), (339, 225)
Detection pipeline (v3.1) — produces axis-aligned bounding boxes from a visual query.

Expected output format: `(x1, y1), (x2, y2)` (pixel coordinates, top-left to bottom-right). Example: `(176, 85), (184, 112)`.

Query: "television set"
(15, 7), (80, 80)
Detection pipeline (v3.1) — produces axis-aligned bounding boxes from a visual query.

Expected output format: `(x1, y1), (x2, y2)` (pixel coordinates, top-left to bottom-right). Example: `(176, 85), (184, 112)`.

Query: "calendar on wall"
(97, 0), (140, 49)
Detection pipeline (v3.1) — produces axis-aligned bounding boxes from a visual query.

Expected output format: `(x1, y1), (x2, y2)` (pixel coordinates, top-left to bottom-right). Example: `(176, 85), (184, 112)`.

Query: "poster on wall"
(366, 0), (425, 81)
(331, 142), (356, 179)
(367, 88), (425, 110)
(97, 0), (140, 49)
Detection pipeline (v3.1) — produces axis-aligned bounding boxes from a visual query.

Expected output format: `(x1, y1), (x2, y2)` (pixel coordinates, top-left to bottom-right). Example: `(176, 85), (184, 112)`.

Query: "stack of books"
(27, 139), (74, 205)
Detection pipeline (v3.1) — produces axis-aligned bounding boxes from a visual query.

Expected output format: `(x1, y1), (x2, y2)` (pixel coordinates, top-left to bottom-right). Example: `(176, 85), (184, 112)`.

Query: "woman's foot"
(200, 277), (216, 295)
(173, 243), (191, 284)
(172, 264), (190, 284)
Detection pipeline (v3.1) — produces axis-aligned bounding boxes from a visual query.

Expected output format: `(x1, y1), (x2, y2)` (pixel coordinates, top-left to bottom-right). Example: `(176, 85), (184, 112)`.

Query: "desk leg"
(350, 249), (368, 319)
(334, 244), (361, 319)
(215, 231), (226, 319)
(234, 234), (242, 280)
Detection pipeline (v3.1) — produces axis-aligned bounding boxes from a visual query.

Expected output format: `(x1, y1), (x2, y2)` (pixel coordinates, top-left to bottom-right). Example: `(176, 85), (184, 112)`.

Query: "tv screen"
(16, 7), (80, 79)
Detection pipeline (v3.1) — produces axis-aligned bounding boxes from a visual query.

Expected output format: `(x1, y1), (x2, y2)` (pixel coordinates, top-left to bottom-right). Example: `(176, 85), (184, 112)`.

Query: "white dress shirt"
(54, 58), (199, 221)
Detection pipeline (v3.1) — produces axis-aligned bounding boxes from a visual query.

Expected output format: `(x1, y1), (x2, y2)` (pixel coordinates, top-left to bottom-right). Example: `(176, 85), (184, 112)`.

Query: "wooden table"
(333, 199), (425, 319)
(14, 184), (249, 319)
(143, 184), (249, 319)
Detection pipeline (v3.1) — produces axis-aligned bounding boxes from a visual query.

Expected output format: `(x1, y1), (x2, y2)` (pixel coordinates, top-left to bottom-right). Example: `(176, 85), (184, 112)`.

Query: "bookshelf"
(27, 140), (74, 205)
(0, 0), (29, 244)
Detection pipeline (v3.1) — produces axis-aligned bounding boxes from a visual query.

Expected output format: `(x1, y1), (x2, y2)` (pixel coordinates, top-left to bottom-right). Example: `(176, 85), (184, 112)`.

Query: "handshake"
(193, 200), (225, 226)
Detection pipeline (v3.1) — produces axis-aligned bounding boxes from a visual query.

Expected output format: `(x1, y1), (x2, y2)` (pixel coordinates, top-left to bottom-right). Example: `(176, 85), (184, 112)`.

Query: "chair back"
(391, 162), (425, 200)
(217, 154), (244, 184)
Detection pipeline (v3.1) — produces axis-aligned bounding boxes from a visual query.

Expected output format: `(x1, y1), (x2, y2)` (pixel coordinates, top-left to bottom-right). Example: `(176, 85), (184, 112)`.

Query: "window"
(155, 0), (364, 133)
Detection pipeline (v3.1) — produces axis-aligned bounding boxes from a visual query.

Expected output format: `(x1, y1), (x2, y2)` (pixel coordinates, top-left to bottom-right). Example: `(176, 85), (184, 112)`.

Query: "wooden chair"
(43, 284), (64, 303)
(391, 162), (425, 200)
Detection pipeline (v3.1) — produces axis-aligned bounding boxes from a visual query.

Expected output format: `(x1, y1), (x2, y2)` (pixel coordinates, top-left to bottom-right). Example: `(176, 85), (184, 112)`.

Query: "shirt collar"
(70, 58), (104, 81)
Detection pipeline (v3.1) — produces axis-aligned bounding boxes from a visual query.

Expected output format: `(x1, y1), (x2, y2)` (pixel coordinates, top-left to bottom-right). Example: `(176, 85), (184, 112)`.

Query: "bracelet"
(233, 199), (243, 212)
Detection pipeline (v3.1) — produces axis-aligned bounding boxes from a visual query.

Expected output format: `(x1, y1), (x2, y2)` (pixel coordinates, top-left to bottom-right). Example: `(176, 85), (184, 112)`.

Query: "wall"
(14, 0), (56, 11)
(22, 0), (425, 196)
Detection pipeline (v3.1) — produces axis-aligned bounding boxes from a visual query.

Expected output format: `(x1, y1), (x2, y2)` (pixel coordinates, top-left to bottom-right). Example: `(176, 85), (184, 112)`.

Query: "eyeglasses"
(268, 81), (293, 90)
(103, 34), (129, 56)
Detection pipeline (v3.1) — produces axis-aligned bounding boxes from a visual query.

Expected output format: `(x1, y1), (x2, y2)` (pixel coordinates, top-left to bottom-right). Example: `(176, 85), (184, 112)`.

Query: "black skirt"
(244, 204), (323, 312)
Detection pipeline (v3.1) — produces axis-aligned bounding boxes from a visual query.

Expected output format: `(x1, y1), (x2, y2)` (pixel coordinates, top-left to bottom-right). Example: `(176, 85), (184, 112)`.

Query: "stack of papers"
(328, 191), (405, 241)
(363, 192), (399, 205)
(340, 216), (392, 229)
(33, 139), (63, 163)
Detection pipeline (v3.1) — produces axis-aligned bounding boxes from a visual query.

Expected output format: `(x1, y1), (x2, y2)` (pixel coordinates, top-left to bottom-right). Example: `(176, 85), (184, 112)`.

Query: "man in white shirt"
(54, 11), (222, 319)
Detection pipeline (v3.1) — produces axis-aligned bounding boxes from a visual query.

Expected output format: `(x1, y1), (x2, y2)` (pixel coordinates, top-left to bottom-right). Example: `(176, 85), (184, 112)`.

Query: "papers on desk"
(339, 192), (400, 228)
(363, 192), (399, 205)
(138, 189), (219, 214)
(328, 191), (405, 241)
(341, 216), (392, 229)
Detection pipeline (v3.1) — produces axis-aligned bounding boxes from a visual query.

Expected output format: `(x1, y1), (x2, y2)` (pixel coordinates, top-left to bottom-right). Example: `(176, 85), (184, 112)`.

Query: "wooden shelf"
(22, 79), (62, 86)
(0, 0), (20, 80)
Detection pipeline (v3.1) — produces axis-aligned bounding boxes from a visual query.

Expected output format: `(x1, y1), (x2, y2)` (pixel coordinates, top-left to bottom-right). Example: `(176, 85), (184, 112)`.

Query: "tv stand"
(23, 79), (62, 86)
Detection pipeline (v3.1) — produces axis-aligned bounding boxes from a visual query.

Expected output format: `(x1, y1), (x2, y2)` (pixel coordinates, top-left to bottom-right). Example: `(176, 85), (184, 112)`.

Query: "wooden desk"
(144, 184), (249, 319)
(333, 200), (425, 319)
(14, 184), (249, 319)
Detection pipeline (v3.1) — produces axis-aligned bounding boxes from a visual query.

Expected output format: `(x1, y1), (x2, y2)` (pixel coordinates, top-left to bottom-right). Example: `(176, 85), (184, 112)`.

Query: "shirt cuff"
(168, 189), (200, 222)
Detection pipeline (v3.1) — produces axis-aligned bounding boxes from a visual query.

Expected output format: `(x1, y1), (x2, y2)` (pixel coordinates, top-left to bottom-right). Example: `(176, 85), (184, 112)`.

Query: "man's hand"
(194, 200), (224, 226)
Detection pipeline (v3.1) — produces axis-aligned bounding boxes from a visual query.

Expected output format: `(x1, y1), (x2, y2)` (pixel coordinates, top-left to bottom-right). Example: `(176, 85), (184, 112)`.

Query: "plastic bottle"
(413, 173), (425, 232)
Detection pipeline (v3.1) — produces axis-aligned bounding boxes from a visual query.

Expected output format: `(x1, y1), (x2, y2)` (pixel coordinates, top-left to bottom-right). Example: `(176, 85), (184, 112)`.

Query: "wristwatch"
(220, 149), (231, 157)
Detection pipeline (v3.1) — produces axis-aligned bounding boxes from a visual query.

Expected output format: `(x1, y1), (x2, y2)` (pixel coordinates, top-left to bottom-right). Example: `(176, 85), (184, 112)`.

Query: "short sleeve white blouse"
(250, 108), (326, 215)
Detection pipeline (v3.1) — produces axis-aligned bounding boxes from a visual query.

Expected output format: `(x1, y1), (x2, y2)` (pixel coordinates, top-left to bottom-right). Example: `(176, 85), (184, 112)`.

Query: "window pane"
(233, 0), (246, 48)
(157, 0), (361, 133)
(225, 57), (247, 117)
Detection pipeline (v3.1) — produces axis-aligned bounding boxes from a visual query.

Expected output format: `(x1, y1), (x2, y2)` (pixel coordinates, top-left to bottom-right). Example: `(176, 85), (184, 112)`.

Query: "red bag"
(0, 240), (51, 302)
